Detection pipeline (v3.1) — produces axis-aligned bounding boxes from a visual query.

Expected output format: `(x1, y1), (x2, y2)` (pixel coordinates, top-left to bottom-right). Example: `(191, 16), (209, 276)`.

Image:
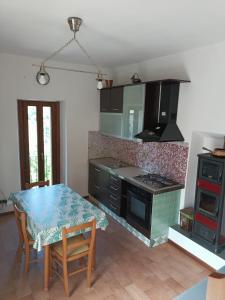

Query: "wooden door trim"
(51, 102), (60, 184)
(18, 100), (30, 189)
(37, 104), (44, 181)
(17, 99), (60, 189)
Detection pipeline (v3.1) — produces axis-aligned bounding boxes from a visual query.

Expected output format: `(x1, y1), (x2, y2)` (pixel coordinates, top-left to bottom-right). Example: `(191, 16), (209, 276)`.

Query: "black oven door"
(196, 188), (220, 219)
(126, 185), (152, 237)
(199, 159), (224, 184)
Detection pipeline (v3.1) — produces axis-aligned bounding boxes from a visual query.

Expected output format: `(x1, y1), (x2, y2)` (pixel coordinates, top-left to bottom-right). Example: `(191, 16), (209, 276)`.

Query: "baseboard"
(168, 239), (215, 272)
(0, 211), (14, 216)
(168, 227), (225, 270)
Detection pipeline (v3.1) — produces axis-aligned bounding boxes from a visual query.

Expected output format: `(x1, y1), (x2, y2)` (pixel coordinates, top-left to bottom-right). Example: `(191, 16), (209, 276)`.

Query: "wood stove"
(193, 153), (225, 252)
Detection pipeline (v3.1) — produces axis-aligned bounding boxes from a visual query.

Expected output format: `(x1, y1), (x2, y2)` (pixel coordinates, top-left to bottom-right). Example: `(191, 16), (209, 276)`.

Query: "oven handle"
(127, 189), (152, 204)
(219, 169), (223, 183)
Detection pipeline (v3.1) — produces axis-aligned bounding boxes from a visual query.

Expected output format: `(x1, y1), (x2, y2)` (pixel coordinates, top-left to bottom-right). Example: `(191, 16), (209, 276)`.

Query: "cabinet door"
(88, 164), (102, 199)
(159, 82), (179, 124)
(99, 168), (110, 205)
(122, 84), (145, 139)
(109, 87), (123, 113)
(88, 163), (110, 204)
(100, 89), (110, 112)
(144, 82), (160, 129)
(99, 113), (122, 137)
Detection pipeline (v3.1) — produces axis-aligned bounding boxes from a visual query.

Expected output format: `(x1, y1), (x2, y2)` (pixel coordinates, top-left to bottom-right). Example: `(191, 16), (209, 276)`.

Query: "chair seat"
(53, 234), (89, 257)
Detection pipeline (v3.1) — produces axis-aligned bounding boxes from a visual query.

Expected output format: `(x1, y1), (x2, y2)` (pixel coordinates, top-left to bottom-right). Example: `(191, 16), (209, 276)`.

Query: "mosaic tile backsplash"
(88, 131), (189, 184)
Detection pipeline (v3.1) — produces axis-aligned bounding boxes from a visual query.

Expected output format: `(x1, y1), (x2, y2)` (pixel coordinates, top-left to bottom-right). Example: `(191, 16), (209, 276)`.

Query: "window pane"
(43, 107), (52, 184)
(28, 106), (38, 183)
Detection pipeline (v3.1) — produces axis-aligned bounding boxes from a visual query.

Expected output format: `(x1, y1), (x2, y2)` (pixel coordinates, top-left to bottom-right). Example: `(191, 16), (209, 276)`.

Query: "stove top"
(134, 173), (180, 190)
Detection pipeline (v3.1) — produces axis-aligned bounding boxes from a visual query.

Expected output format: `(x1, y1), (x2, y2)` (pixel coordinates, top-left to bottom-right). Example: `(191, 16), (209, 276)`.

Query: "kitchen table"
(9, 184), (108, 290)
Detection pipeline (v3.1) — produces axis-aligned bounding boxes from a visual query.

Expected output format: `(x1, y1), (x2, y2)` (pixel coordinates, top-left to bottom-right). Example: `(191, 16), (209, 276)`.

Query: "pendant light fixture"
(35, 17), (105, 89)
(96, 72), (103, 90)
(36, 63), (50, 85)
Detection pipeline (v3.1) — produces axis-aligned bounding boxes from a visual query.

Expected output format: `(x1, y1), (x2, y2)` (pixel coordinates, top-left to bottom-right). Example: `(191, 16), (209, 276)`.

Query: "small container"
(180, 207), (194, 232)
(108, 79), (113, 87)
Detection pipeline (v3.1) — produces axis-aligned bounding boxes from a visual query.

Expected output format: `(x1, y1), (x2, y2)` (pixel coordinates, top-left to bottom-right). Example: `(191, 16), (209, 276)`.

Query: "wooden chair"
(25, 180), (49, 189)
(14, 204), (36, 272)
(51, 219), (96, 297)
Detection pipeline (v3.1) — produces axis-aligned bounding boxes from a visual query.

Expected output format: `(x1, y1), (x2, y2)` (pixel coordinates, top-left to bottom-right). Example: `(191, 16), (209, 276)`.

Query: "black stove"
(134, 173), (180, 190)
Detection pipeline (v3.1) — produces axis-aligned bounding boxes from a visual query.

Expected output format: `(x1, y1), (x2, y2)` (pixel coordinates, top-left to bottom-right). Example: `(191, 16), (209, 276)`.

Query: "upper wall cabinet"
(100, 87), (124, 113)
(122, 84), (145, 139)
(99, 79), (189, 140)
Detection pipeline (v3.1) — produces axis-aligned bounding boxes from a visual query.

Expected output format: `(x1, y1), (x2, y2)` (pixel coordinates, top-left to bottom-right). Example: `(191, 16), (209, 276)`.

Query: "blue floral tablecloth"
(9, 184), (108, 251)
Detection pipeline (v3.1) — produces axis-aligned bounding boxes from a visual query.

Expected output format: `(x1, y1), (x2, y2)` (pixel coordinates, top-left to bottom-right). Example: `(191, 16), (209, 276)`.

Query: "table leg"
(44, 245), (50, 291)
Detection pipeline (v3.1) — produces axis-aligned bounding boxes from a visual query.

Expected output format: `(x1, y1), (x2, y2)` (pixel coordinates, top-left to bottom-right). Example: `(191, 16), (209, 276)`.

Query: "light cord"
(42, 37), (75, 65)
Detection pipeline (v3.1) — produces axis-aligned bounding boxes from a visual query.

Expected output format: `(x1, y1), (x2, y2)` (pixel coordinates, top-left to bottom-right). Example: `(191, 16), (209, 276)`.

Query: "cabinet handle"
(110, 202), (118, 210)
(110, 194), (118, 201)
(95, 185), (100, 189)
(112, 108), (119, 111)
(157, 83), (162, 122)
(110, 185), (119, 191)
(95, 168), (101, 172)
(111, 176), (119, 182)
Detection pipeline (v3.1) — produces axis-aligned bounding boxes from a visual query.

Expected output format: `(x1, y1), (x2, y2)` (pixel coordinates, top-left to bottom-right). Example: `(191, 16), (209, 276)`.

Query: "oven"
(126, 183), (152, 237)
(199, 158), (224, 184)
(195, 188), (220, 219)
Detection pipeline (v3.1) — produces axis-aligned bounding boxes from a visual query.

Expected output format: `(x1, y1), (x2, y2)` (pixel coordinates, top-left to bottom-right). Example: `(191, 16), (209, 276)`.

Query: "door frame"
(17, 99), (60, 189)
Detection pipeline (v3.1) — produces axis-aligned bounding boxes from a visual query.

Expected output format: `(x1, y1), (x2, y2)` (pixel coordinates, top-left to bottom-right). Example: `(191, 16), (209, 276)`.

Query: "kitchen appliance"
(133, 173), (182, 193)
(135, 80), (187, 142)
(193, 153), (225, 252)
(126, 182), (152, 237)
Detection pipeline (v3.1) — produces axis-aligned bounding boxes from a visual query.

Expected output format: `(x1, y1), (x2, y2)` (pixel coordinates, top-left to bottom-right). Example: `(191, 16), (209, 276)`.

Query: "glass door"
(122, 84), (145, 139)
(18, 100), (60, 189)
(196, 189), (220, 218)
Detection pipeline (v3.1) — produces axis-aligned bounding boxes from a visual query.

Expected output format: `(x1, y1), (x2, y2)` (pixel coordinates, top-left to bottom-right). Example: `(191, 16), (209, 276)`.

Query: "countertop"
(89, 157), (184, 195)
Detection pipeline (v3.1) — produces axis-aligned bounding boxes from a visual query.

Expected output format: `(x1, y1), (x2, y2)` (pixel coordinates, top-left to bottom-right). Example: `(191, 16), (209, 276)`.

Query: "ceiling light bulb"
(96, 72), (103, 90)
(97, 80), (103, 90)
(36, 64), (50, 85)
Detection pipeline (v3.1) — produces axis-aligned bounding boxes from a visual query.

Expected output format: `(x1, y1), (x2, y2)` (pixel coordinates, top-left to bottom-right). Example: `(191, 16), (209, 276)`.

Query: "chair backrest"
(62, 219), (96, 258)
(14, 204), (30, 245)
(25, 180), (49, 190)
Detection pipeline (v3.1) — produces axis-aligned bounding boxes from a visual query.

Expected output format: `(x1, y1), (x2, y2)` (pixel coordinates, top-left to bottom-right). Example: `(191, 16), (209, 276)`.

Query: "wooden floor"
(0, 214), (211, 300)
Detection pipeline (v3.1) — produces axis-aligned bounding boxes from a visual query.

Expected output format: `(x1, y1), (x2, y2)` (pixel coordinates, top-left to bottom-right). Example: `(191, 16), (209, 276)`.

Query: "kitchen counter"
(89, 157), (184, 195)
(89, 157), (182, 247)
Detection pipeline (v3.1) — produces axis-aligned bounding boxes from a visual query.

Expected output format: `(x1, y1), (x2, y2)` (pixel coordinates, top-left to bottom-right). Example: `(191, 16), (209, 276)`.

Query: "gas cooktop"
(133, 173), (182, 191)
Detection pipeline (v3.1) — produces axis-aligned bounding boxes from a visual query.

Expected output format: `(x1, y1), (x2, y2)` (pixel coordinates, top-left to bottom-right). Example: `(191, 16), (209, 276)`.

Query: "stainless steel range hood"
(134, 80), (187, 142)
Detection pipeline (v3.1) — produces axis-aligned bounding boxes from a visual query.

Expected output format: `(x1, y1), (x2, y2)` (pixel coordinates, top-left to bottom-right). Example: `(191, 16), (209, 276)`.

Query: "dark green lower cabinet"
(88, 163), (123, 216)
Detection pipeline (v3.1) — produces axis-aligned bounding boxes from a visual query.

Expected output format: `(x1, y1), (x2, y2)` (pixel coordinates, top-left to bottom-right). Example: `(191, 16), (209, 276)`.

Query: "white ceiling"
(0, 0), (225, 67)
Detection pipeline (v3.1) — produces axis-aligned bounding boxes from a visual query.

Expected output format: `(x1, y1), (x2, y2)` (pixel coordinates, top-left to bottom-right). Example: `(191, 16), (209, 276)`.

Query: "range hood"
(135, 123), (184, 142)
(135, 80), (186, 142)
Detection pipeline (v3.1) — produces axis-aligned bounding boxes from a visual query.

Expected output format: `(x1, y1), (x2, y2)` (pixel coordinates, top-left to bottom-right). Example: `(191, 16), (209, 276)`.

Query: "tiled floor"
(0, 214), (211, 300)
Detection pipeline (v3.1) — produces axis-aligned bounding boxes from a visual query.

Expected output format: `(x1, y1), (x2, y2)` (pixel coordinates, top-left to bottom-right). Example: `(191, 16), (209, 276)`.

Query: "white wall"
(112, 42), (225, 207)
(0, 53), (110, 197)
